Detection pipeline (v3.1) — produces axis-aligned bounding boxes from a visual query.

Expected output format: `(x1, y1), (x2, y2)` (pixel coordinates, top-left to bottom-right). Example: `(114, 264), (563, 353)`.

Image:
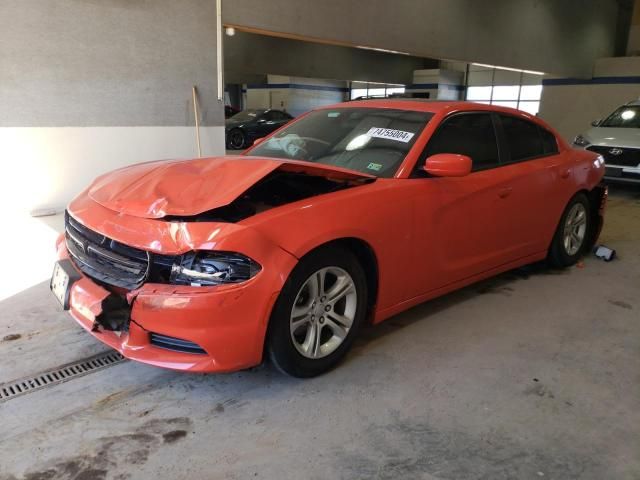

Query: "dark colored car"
(226, 109), (293, 149)
(225, 105), (240, 119)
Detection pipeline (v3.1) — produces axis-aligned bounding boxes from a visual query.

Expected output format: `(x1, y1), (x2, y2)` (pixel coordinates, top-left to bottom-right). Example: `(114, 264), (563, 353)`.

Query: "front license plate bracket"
(50, 259), (82, 310)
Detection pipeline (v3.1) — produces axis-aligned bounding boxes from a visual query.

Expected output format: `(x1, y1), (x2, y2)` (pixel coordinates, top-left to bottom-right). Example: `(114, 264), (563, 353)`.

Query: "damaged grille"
(65, 212), (176, 289)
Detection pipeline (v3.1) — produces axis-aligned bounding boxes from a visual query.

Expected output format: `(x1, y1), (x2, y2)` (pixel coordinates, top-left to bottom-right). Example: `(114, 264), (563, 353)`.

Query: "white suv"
(574, 100), (640, 184)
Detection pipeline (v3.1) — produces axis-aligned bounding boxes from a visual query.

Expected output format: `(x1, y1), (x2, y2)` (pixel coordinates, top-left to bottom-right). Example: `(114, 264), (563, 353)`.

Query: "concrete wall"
(407, 69), (465, 100)
(626, 0), (640, 54)
(245, 76), (347, 117)
(223, 0), (620, 77)
(285, 78), (348, 117)
(225, 31), (436, 86)
(539, 57), (640, 141)
(0, 0), (225, 214)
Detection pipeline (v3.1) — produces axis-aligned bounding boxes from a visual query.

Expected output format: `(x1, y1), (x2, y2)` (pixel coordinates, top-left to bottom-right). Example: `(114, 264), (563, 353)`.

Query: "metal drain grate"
(0, 351), (126, 402)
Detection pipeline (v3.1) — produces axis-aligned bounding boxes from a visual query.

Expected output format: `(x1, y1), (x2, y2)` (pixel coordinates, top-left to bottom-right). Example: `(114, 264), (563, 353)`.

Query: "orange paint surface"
(57, 101), (605, 372)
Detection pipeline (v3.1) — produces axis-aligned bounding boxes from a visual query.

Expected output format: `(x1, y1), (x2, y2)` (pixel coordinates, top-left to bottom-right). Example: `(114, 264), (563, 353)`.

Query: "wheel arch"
(551, 188), (590, 232)
(547, 187), (600, 263)
(261, 236), (380, 367)
(296, 237), (379, 318)
(266, 236), (379, 331)
(323, 237), (378, 316)
(570, 186), (605, 251)
(585, 184), (607, 251)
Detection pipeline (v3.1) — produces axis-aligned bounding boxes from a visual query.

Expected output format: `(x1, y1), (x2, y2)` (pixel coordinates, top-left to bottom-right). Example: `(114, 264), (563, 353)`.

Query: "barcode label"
(367, 127), (415, 143)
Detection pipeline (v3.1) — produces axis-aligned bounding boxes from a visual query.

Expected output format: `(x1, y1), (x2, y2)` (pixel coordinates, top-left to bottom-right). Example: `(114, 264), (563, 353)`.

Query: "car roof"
(311, 99), (566, 146)
(326, 98), (522, 114)
(315, 98), (550, 127)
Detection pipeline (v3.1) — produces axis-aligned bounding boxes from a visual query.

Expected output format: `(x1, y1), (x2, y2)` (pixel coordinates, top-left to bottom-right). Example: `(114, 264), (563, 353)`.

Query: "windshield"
(230, 110), (265, 122)
(600, 106), (640, 128)
(247, 108), (433, 177)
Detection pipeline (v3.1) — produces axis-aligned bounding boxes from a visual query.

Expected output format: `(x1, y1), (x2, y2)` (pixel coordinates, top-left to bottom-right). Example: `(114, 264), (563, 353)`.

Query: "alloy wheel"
(289, 267), (357, 359)
(563, 203), (587, 256)
(229, 130), (244, 149)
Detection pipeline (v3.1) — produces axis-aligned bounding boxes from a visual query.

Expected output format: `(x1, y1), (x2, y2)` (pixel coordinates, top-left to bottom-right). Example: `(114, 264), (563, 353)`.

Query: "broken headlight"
(170, 251), (261, 286)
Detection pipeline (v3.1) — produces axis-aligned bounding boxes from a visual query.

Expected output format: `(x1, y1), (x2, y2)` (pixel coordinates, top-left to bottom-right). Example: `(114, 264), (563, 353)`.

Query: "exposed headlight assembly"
(573, 134), (591, 147)
(170, 251), (261, 286)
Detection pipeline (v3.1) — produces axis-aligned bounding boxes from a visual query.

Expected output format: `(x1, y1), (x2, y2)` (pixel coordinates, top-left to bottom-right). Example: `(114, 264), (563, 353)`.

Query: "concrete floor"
(1, 187), (639, 480)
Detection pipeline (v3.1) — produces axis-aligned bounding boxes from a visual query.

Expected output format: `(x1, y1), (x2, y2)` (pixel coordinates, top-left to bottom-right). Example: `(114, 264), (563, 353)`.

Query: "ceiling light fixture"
(355, 45), (412, 56)
(472, 62), (545, 76)
(350, 80), (405, 87)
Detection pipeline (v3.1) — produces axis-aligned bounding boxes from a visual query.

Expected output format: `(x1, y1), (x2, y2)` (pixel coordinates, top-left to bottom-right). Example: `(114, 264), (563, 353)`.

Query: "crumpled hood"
(583, 127), (640, 149)
(88, 156), (373, 219)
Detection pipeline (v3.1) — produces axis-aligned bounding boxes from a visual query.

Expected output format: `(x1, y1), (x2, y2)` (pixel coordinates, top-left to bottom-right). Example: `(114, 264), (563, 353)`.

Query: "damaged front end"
(56, 157), (371, 370)
(87, 156), (375, 221)
(64, 211), (170, 333)
(94, 294), (131, 332)
(164, 166), (374, 223)
(63, 162), (373, 327)
(65, 211), (264, 335)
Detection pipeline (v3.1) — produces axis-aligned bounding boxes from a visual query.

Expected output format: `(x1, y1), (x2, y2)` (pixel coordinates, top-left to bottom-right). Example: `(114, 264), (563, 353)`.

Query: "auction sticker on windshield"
(367, 127), (415, 143)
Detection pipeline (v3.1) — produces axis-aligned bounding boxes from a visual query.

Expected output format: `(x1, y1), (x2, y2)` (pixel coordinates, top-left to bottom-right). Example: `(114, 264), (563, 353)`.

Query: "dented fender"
(68, 192), (300, 270)
(56, 223), (299, 371)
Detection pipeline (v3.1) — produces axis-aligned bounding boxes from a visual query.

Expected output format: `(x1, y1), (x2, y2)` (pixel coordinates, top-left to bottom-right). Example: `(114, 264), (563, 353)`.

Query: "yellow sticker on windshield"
(367, 127), (415, 143)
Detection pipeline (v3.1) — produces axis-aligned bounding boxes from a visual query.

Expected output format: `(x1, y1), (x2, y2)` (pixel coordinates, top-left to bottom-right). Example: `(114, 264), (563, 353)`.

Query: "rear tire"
(547, 193), (591, 268)
(267, 246), (368, 378)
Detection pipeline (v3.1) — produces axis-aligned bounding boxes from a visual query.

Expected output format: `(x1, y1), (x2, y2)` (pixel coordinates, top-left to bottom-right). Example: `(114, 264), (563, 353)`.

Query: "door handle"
(498, 187), (513, 199)
(560, 169), (571, 179)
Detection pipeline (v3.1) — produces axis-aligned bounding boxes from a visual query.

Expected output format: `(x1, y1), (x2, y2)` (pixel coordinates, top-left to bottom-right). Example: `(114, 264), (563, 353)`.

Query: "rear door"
(494, 114), (564, 256)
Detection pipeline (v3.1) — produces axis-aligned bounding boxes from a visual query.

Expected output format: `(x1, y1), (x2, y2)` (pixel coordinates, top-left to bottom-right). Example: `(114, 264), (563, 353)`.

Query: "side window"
(424, 113), (500, 171)
(540, 127), (559, 155)
(499, 115), (545, 162)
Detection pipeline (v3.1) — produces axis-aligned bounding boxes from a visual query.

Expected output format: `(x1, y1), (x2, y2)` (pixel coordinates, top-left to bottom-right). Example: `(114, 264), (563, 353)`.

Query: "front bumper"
(604, 165), (640, 183)
(55, 236), (294, 373)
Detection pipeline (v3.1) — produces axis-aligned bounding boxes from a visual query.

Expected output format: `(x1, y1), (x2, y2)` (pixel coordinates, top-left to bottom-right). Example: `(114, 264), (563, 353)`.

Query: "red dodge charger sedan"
(51, 100), (606, 377)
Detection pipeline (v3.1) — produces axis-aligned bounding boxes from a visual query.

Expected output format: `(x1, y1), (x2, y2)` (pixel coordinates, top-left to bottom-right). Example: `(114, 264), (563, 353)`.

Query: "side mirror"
(591, 119), (602, 127)
(423, 153), (472, 177)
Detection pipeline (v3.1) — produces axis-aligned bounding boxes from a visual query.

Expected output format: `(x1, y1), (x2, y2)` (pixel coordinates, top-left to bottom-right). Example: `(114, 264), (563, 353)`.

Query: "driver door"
(405, 112), (514, 299)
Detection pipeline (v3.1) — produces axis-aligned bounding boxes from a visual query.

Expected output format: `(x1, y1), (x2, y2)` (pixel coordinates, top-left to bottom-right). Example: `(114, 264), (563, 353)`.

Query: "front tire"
(548, 193), (591, 267)
(267, 246), (368, 378)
